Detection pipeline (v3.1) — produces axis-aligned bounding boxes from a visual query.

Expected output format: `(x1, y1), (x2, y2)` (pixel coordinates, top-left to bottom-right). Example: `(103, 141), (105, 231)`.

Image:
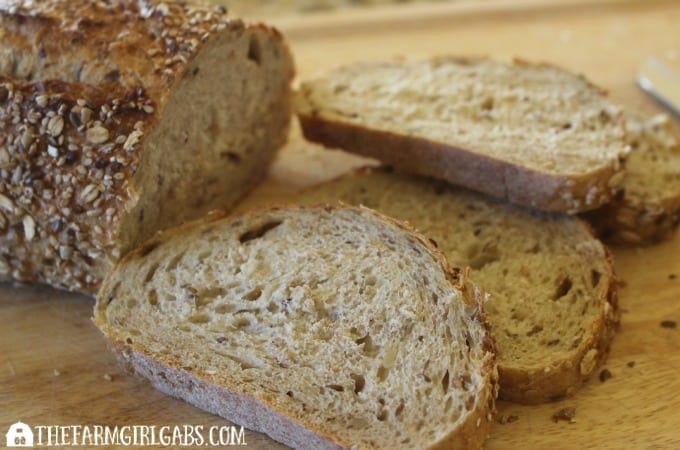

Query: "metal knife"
(638, 58), (680, 117)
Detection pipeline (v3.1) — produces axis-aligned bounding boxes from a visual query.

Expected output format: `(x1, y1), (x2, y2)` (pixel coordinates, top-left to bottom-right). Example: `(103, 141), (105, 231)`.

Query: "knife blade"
(637, 58), (680, 117)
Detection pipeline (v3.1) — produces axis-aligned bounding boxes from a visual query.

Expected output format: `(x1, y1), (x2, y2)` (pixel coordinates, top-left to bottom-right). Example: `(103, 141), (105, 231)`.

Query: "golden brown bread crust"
(0, 0), (236, 98)
(296, 113), (624, 215)
(584, 192), (680, 246)
(0, 1), (294, 293)
(95, 205), (499, 450)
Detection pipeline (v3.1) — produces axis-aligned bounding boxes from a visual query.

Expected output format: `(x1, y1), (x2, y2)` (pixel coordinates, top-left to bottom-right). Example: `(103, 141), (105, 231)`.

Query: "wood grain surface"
(2, 1), (680, 448)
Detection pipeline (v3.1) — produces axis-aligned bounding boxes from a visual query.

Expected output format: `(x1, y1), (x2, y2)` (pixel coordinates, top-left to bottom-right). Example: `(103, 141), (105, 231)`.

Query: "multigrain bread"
(295, 168), (619, 404)
(585, 114), (680, 245)
(0, 0), (294, 293)
(295, 57), (629, 213)
(94, 206), (498, 450)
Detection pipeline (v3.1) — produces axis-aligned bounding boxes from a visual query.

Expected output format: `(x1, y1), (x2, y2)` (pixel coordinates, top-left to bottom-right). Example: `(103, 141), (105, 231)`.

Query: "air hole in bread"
(376, 399), (387, 421)
(144, 262), (159, 283)
(351, 373), (365, 394)
(441, 369), (450, 393)
(376, 366), (389, 382)
(220, 151), (241, 163)
(243, 287), (263, 301)
(591, 270), (602, 288)
(148, 289), (158, 306)
(239, 221), (282, 243)
(554, 276), (573, 300)
(106, 281), (121, 305)
(526, 324), (543, 336)
(126, 298), (137, 308)
(326, 384), (344, 392)
(188, 313), (210, 324)
(480, 97), (494, 110)
(248, 36), (262, 65)
(355, 333), (379, 356)
(166, 252), (185, 271)
(286, 391), (294, 398)
(232, 316), (250, 329)
(395, 399), (405, 417)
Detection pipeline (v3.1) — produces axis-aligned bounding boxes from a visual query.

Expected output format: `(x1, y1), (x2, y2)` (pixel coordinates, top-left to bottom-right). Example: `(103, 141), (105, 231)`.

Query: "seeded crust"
(584, 114), (680, 245)
(0, 1), (295, 293)
(294, 167), (619, 404)
(295, 57), (629, 214)
(95, 206), (499, 450)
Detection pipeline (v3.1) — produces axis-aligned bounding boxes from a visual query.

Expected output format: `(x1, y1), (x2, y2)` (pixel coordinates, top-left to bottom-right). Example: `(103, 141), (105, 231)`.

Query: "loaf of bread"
(94, 206), (498, 449)
(295, 167), (619, 404)
(0, 0), (294, 293)
(585, 113), (680, 245)
(295, 57), (629, 213)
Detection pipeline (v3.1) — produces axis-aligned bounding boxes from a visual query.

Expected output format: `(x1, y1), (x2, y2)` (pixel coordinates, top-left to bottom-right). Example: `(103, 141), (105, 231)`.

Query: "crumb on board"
(661, 320), (677, 329)
(103, 373), (113, 382)
(599, 368), (612, 382)
(627, 361), (636, 368)
(552, 407), (576, 424)
(53, 369), (60, 377)
(497, 414), (519, 424)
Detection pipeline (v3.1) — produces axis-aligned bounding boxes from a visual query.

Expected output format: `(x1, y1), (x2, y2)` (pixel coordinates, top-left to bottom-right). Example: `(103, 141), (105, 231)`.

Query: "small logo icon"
(6, 422), (34, 447)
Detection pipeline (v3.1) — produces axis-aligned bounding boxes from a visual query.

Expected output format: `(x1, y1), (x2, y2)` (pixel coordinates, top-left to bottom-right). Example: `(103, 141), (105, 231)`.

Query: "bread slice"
(584, 113), (680, 245)
(294, 168), (618, 404)
(0, 0), (294, 293)
(295, 57), (629, 214)
(94, 206), (498, 449)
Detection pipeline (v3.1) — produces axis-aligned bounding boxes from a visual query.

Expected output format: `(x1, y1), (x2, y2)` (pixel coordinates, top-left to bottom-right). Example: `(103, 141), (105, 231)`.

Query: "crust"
(95, 205), (499, 449)
(584, 194), (680, 246)
(297, 112), (622, 215)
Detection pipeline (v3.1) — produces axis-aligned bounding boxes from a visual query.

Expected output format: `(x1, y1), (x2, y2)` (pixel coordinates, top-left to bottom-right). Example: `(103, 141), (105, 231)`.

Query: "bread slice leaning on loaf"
(0, 0), (294, 293)
(585, 113), (680, 245)
(94, 206), (498, 450)
(295, 57), (629, 213)
(295, 168), (619, 404)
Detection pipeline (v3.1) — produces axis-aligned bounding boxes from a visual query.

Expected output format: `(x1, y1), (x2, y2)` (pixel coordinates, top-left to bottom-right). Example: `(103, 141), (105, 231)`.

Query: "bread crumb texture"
(95, 206), (497, 449)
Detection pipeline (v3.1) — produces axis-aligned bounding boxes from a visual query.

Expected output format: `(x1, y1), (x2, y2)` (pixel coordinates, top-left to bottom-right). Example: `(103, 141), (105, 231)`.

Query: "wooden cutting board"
(2, 1), (680, 448)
